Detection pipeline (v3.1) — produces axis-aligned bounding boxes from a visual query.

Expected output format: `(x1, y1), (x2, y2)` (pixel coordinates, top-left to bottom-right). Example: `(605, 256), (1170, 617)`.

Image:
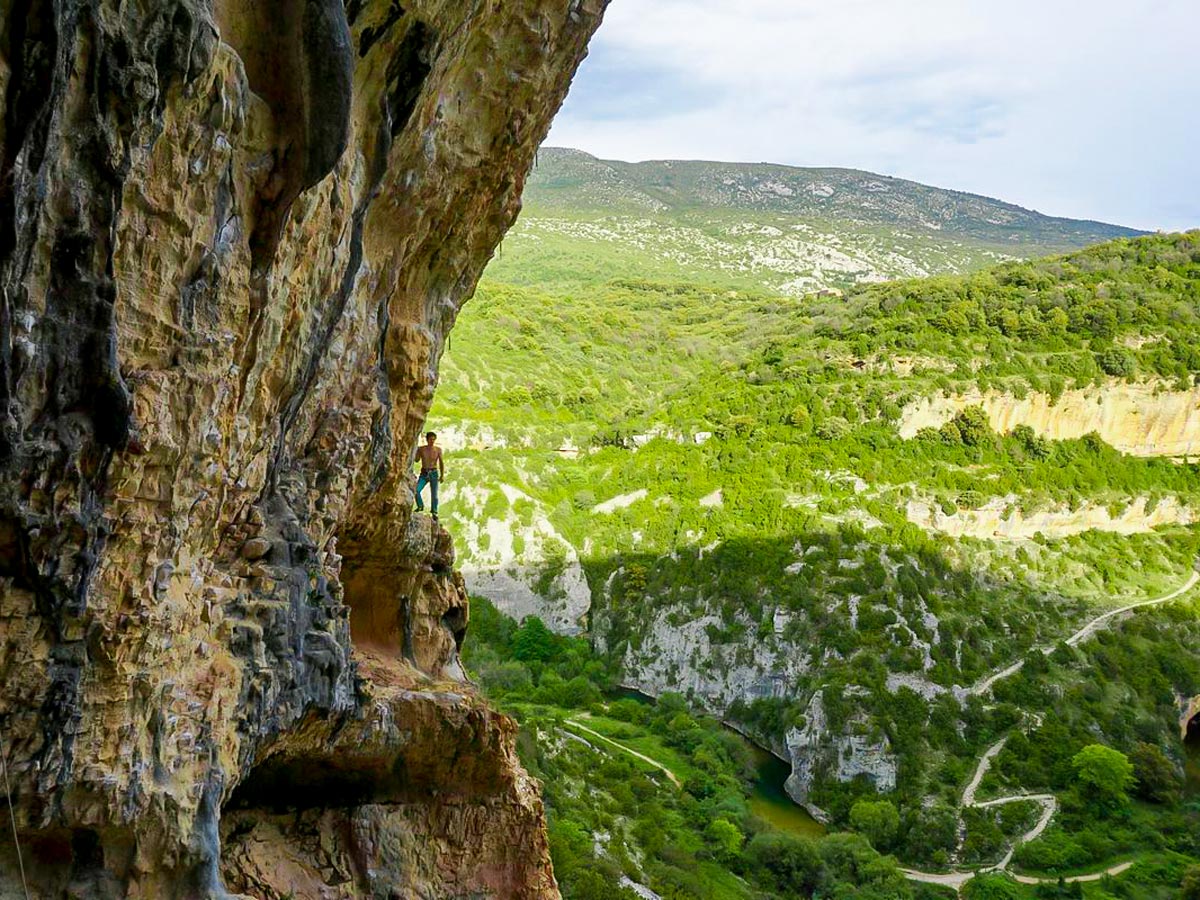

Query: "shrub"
(1182, 865), (1200, 900)
(480, 661), (533, 695)
(788, 404), (813, 432)
(1012, 424), (1051, 460)
(705, 818), (743, 861)
(1094, 346), (1136, 377)
(963, 873), (1024, 899)
(815, 416), (851, 440)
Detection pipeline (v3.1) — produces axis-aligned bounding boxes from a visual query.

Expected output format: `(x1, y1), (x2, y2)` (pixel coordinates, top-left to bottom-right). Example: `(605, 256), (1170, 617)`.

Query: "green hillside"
(436, 165), (1200, 899)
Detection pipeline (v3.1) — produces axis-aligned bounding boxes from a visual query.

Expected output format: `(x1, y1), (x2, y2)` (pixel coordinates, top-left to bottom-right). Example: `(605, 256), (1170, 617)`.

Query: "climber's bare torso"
(416, 443), (442, 473)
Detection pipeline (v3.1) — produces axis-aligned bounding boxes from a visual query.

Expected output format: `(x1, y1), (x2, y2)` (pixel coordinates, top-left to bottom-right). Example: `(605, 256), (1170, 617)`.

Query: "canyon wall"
(0, 1), (604, 897)
(907, 495), (1197, 540)
(898, 383), (1200, 457)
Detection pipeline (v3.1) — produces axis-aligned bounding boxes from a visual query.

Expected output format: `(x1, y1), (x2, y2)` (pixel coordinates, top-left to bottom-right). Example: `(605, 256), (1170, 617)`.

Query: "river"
(618, 687), (824, 839)
(745, 741), (825, 838)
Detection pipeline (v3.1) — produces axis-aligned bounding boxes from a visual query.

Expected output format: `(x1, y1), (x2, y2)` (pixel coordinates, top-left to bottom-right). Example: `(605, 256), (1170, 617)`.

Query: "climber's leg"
(415, 471), (430, 511)
(429, 471), (439, 517)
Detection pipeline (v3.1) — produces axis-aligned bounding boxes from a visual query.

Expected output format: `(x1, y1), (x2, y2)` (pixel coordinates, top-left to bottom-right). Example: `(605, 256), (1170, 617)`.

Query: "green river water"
(744, 742), (825, 838)
(619, 688), (823, 838)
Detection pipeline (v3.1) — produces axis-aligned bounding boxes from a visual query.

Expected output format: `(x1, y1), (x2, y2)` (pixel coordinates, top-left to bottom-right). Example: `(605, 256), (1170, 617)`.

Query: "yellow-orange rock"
(0, 1), (605, 896)
(898, 382), (1200, 457)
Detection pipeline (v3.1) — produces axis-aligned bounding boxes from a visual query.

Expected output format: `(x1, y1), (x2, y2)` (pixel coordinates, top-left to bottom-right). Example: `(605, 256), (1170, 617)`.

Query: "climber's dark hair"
(426, 431), (436, 440)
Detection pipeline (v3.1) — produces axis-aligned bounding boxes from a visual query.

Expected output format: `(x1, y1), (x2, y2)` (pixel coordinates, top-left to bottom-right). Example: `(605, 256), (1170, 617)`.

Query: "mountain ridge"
(527, 146), (1144, 247)
(492, 147), (1148, 298)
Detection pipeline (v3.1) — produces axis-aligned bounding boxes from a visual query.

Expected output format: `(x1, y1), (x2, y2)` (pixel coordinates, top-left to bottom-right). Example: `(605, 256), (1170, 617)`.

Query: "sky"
(546, 0), (1200, 232)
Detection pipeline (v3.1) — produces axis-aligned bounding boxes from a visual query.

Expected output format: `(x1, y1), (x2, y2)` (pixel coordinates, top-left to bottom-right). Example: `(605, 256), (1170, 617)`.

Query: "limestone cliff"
(907, 494), (1197, 540)
(898, 382), (1200, 457)
(0, 1), (605, 897)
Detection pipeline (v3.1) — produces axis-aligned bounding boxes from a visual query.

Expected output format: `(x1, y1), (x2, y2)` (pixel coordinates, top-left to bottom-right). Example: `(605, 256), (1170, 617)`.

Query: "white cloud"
(549, 0), (1200, 231)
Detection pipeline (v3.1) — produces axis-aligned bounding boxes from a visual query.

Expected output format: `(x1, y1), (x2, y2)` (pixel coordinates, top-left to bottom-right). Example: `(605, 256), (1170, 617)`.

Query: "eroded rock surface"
(898, 383), (1200, 457)
(907, 494), (1198, 540)
(784, 691), (897, 816)
(0, 0), (604, 896)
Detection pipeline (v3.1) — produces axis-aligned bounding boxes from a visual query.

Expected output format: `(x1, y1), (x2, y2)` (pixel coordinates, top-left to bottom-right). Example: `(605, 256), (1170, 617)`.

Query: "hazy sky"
(547, 0), (1199, 232)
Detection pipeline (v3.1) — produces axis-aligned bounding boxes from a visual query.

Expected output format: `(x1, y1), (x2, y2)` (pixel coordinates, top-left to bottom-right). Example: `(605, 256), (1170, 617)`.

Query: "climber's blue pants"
(415, 470), (439, 515)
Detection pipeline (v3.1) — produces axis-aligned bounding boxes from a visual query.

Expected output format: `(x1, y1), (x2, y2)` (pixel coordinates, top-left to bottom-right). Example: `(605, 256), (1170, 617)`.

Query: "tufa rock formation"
(0, 0), (605, 896)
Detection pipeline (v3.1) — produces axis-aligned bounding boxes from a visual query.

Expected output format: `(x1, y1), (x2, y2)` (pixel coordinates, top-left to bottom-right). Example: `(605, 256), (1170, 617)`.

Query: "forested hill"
(492, 148), (1146, 295)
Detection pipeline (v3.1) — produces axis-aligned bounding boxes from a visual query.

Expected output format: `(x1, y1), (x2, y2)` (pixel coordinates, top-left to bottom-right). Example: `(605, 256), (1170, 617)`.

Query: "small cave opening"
(2, 826), (133, 897)
(384, 21), (434, 138)
(1185, 713), (1200, 796)
(441, 604), (467, 655)
(223, 749), (410, 816)
(218, 757), (382, 899)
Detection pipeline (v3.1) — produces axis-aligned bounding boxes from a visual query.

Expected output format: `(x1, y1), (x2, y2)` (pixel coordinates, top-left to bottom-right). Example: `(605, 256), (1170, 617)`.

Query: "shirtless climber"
(414, 431), (445, 518)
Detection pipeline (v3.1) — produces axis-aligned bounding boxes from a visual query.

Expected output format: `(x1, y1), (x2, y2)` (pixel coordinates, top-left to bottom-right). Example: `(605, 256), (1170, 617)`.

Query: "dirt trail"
(564, 718), (682, 787)
(1012, 860), (1134, 884)
(969, 570), (1199, 697)
(904, 566), (1197, 893)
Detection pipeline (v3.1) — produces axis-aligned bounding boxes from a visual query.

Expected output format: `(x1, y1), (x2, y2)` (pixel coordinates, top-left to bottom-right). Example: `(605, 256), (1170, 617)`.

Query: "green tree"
(512, 617), (557, 663)
(1094, 346), (1136, 377)
(745, 832), (823, 896)
(850, 799), (901, 850)
(705, 818), (743, 861)
(950, 406), (994, 447)
(1012, 424), (1051, 460)
(1045, 307), (1070, 334)
(1129, 741), (1182, 804)
(963, 873), (1025, 899)
(1070, 744), (1134, 810)
(997, 309), (1022, 337)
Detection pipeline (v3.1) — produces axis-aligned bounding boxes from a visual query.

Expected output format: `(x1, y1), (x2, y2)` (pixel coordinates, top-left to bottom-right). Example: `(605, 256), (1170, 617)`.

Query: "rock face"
(0, 1), (604, 897)
(443, 482), (592, 636)
(609, 604), (810, 708)
(784, 692), (897, 813)
(898, 383), (1200, 457)
(907, 494), (1198, 540)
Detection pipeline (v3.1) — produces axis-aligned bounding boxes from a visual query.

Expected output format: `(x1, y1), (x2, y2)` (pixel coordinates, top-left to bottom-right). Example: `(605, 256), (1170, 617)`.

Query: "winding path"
(904, 566), (1198, 892)
(563, 718), (682, 787)
(968, 570), (1199, 697)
